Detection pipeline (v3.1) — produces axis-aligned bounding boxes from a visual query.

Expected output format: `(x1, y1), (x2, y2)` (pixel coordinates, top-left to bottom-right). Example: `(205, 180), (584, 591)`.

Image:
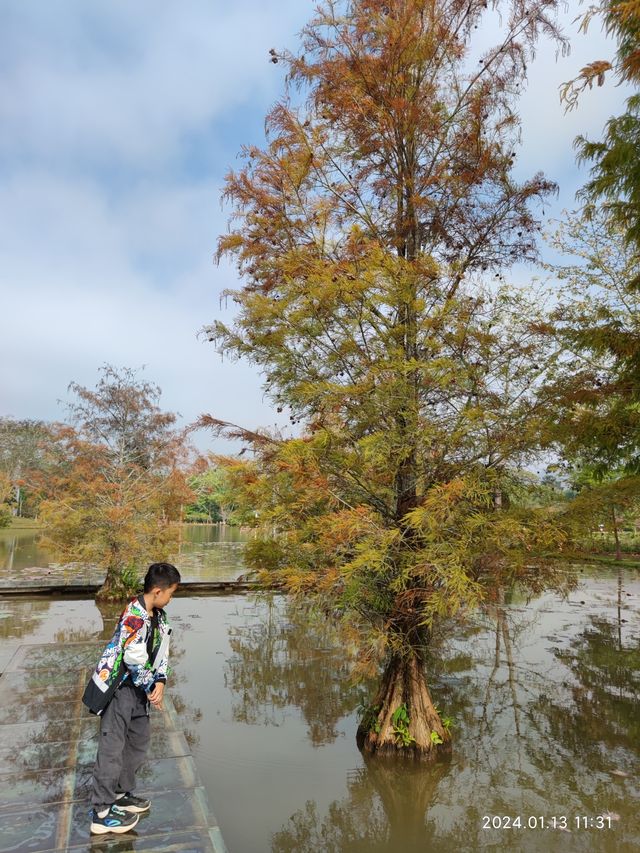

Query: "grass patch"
(551, 551), (640, 569)
(580, 553), (640, 569)
(7, 517), (43, 531)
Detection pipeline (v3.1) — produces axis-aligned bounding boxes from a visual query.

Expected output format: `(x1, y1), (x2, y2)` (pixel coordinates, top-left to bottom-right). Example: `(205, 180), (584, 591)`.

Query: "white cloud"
(0, 172), (289, 450)
(0, 0), (632, 457)
(0, 0), (313, 450)
(0, 0), (311, 170)
(515, 14), (632, 181)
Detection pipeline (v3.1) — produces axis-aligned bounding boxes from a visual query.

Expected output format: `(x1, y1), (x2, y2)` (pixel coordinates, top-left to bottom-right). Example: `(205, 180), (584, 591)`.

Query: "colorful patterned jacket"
(82, 595), (172, 716)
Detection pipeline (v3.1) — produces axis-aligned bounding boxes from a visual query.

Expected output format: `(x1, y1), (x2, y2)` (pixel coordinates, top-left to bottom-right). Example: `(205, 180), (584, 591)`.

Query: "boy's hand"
(148, 682), (165, 709)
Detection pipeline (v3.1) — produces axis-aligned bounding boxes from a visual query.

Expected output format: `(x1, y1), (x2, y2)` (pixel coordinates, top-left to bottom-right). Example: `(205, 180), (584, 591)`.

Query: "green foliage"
(554, 3), (640, 482)
(430, 730), (444, 745)
(546, 206), (640, 474)
(558, 466), (640, 552)
(357, 701), (381, 735)
(189, 456), (262, 527)
(564, 2), (640, 257)
(434, 706), (455, 731)
(391, 704), (415, 747)
(560, 4), (640, 485)
(587, 532), (640, 555)
(577, 98), (640, 252)
(120, 563), (142, 594)
(184, 468), (224, 523)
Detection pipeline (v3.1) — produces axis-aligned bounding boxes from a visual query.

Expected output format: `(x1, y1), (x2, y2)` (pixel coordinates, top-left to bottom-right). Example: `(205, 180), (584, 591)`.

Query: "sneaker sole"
(118, 803), (150, 813)
(90, 814), (139, 835)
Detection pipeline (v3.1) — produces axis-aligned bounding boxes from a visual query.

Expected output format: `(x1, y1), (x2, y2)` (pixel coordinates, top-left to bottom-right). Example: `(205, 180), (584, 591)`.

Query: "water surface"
(0, 523), (248, 585)
(0, 564), (638, 852)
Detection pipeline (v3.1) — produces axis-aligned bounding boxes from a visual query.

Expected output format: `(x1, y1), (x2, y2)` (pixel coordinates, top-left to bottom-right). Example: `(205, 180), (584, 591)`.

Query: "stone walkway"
(0, 565), (264, 597)
(0, 564), (105, 591)
(0, 641), (228, 853)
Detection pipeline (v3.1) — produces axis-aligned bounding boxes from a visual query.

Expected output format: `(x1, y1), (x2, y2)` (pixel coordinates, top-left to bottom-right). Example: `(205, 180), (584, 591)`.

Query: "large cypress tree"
(207, 0), (567, 758)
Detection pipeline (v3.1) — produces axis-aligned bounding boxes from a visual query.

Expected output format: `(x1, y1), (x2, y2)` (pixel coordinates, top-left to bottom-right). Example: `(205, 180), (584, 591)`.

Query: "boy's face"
(151, 583), (178, 609)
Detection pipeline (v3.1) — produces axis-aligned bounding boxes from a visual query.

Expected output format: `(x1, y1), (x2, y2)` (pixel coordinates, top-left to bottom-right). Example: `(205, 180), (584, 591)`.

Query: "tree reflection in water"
(224, 597), (369, 746)
(221, 582), (640, 852)
(0, 598), (53, 642)
(535, 572), (640, 776)
(272, 758), (450, 853)
(427, 594), (639, 850)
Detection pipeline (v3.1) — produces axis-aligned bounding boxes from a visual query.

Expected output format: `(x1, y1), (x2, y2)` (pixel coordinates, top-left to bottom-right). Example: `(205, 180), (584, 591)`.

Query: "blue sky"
(0, 1), (629, 454)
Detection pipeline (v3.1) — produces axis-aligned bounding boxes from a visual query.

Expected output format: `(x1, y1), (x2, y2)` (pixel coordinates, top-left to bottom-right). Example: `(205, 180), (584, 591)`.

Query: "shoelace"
(89, 805), (128, 818)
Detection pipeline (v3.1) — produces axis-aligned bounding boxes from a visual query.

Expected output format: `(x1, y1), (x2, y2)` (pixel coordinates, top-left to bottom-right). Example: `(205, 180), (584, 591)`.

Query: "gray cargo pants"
(91, 681), (151, 811)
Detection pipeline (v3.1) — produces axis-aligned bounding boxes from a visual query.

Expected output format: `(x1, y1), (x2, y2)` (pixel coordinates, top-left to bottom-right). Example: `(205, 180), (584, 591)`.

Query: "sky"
(0, 1), (629, 455)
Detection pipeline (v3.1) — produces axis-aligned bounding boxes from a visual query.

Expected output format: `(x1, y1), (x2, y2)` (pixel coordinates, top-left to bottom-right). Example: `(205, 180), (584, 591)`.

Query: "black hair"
(143, 562), (181, 593)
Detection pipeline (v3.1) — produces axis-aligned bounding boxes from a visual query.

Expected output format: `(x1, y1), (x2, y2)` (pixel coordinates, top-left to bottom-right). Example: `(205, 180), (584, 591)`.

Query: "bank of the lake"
(4, 521), (638, 584)
(1, 562), (638, 852)
(0, 523), (248, 586)
(7, 517), (43, 530)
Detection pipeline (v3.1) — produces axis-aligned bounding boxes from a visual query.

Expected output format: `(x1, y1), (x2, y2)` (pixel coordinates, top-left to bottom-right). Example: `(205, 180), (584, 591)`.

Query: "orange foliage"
(37, 368), (194, 598)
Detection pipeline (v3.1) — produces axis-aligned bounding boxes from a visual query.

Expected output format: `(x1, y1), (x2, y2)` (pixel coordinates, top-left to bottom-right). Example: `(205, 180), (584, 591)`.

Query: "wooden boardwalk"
(0, 641), (228, 853)
(0, 579), (276, 598)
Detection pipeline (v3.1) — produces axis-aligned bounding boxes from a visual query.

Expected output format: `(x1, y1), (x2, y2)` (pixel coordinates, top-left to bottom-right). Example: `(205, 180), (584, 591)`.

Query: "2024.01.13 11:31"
(482, 815), (614, 830)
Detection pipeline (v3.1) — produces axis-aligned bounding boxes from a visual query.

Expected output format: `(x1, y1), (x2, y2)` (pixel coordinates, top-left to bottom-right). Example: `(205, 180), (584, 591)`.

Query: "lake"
(0, 523), (248, 585)
(0, 544), (638, 851)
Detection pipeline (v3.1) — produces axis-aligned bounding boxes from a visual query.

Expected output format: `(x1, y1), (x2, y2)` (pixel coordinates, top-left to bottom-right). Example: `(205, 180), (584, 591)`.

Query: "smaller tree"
(65, 364), (177, 470)
(39, 366), (193, 600)
(0, 418), (53, 518)
(563, 464), (640, 559)
(545, 206), (640, 473)
(0, 472), (12, 528)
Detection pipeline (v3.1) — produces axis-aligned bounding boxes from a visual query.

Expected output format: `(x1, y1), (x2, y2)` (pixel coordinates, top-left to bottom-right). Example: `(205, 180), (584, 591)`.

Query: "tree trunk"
(617, 568), (623, 651)
(96, 561), (136, 602)
(357, 650), (451, 760)
(611, 506), (622, 561)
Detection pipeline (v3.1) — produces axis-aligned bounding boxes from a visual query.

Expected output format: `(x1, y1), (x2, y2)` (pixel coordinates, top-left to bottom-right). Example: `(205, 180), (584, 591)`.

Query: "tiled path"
(0, 565), (105, 591)
(0, 567), (260, 597)
(0, 641), (228, 853)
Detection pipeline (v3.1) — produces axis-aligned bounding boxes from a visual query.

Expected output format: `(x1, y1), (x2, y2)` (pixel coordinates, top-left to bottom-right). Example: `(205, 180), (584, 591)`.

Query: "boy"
(82, 562), (180, 835)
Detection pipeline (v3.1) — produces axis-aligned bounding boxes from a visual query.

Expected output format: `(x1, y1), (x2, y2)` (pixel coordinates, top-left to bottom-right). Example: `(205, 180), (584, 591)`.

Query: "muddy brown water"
(0, 558), (638, 852)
